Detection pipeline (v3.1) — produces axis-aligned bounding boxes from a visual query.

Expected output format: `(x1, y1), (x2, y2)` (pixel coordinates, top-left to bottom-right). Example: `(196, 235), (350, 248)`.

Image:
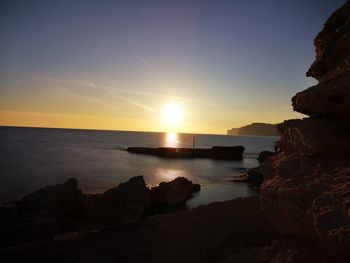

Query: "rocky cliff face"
(227, 122), (279, 136)
(260, 1), (350, 262)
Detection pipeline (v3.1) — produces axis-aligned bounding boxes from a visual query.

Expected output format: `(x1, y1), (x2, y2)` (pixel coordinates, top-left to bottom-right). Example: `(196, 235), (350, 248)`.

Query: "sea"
(0, 126), (278, 207)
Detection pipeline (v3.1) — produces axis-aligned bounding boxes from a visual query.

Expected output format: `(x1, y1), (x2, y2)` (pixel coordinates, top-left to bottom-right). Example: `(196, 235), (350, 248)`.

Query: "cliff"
(260, 1), (350, 262)
(227, 122), (279, 136)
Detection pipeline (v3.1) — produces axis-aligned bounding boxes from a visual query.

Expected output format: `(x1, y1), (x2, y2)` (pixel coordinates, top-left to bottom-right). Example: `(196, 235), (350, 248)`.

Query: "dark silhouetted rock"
(263, 238), (332, 263)
(0, 197), (281, 263)
(0, 178), (83, 247)
(0, 176), (201, 249)
(17, 178), (82, 216)
(246, 167), (264, 185)
(232, 167), (264, 191)
(260, 2), (350, 262)
(258, 151), (276, 162)
(150, 177), (200, 211)
(103, 176), (150, 221)
(127, 146), (245, 160)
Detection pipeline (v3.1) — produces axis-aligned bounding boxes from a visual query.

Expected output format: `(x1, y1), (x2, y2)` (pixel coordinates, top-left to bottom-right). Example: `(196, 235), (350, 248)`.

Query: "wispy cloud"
(135, 52), (148, 66)
(1, 70), (215, 111)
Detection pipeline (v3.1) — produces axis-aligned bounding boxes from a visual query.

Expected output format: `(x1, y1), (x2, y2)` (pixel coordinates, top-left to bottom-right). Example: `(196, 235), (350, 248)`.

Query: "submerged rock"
(127, 146), (245, 160)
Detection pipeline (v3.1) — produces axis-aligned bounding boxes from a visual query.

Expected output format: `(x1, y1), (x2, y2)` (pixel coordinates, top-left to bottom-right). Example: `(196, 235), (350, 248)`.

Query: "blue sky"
(0, 0), (345, 133)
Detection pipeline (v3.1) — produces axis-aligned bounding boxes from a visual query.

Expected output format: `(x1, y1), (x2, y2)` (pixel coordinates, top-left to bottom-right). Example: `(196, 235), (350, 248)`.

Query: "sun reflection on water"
(154, 168), (189, 182)
(164, 132), (179, 147)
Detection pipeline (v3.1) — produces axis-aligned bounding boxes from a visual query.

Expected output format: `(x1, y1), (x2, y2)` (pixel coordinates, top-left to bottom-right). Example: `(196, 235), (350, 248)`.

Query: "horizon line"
(0, 125), (227, 136)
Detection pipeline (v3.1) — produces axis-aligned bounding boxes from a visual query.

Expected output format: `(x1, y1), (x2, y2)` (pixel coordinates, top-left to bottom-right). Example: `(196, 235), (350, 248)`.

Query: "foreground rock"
(232, 167), (264, 191)
(103, 176), (150, 221)
(0, 179), (83, 247)
(0, 176), (200, 248)
(257, 151), (276, 163)
(260, 2), (350, 262)
(0, 196), (284, 263)
(127, 146), (245, 159)
(150, 177), (200, 212)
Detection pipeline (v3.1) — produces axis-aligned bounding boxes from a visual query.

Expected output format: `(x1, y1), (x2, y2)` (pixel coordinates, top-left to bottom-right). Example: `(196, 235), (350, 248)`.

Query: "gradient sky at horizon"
(0, 0), (345, 134)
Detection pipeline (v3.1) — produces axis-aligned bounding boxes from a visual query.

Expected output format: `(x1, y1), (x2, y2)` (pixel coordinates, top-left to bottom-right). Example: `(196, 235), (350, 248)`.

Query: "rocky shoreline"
(1, 195), (282, 263)
(0, 176), (200, 249)
(1, 1), (349, 262)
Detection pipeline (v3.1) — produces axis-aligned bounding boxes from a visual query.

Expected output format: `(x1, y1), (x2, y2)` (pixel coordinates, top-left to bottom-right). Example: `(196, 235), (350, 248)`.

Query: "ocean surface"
(0, 126), (278, 207)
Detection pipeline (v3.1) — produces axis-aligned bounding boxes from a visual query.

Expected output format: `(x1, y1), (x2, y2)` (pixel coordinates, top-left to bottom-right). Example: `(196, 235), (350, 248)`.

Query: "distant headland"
(227, 122), (279, 136)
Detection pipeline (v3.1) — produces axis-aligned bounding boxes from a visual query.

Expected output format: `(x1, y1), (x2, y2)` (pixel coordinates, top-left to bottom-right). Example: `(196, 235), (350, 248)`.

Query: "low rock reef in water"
(127, 145), (245, 159)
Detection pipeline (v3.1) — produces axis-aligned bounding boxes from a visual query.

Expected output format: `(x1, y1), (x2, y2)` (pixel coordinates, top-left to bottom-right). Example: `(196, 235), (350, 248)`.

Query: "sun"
(163, 101), (184, 126)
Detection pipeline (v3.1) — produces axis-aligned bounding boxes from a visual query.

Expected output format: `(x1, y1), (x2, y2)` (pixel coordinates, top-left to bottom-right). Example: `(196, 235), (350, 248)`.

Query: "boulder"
(258, 151), (276, 162)
(246, 167), (264, 185)
(0, 178), (83, 247)
(0, 176), (201, 248)
(17, 178), (83, 216)
(103, 176), (150, 221)
(150, 177), (200, 211)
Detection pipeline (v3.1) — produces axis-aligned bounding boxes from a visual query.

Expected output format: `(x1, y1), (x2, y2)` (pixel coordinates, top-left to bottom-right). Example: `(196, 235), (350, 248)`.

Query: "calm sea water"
(0, 126), (278, 207)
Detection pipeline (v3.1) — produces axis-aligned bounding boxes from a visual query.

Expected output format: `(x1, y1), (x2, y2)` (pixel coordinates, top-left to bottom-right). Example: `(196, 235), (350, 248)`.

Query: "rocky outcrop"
(103, 176), (150, 221)
(0, 179), (83, 246)
(0, 197), (281, 263)
(227, 122), (279, 136)
(233, 167), (264, 190)
(0, 176), (200, 248)
(150, 177), (200, 211)
(260, 1), (350, 262)
(258, 151), (276, 162)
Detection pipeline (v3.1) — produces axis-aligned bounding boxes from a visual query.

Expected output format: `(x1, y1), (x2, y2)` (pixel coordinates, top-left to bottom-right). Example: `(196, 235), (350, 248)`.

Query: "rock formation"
(227, 122), (279, 136)
(0, 176), (200, 248)
(0, 196), (281, 263)
(260, 1), (350, 262)
(150, 177), (200, 212)
(258, 151), (276, 163)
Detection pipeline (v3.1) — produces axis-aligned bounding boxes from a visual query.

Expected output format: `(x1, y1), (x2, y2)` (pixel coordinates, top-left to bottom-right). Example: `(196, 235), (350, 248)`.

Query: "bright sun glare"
(163, 101), (184, 126)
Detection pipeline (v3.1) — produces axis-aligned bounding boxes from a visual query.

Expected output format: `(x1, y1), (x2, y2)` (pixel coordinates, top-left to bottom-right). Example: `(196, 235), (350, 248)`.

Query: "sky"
(0, 0), (345, 134)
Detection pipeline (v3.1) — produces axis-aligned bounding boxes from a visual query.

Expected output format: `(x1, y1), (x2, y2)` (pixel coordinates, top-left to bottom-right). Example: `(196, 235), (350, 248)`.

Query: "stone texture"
(103, 176), (150, 221)
(306, 1), (350, 83)
(260, 1), (350, 262)
(150, 177), (200, 209)
(258, 151), (276, 162)
(0, 176), (200, 248)
(0, 197), (281, 263)
(276, 118), (350, 156)
(292, 75), (350, 119)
